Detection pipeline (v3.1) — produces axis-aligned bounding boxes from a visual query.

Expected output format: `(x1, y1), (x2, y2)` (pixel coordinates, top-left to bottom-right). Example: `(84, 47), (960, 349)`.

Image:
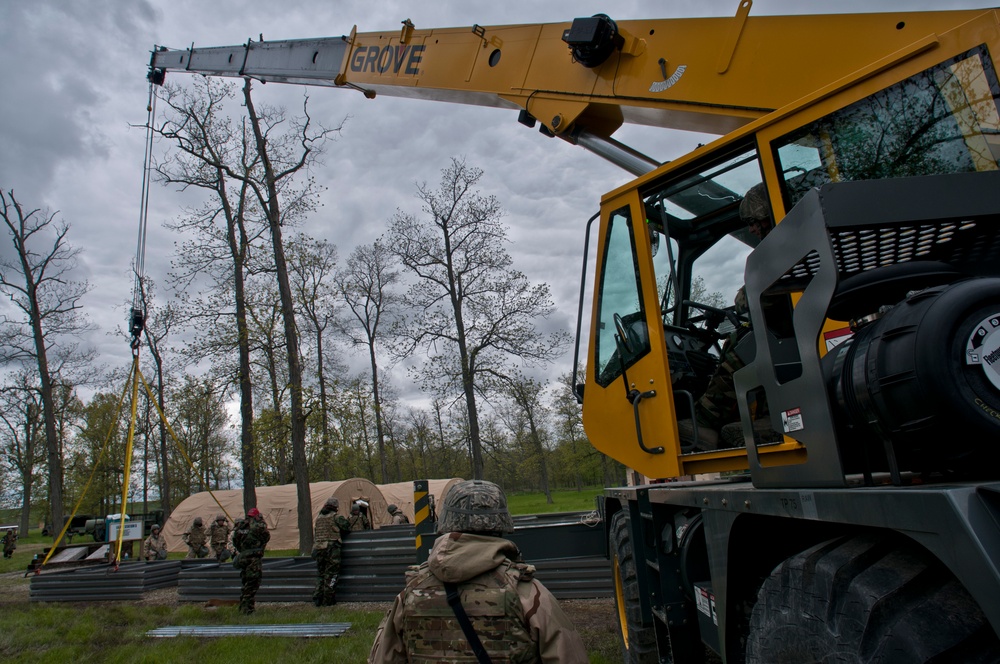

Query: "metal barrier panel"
(30, 512), (611, 602)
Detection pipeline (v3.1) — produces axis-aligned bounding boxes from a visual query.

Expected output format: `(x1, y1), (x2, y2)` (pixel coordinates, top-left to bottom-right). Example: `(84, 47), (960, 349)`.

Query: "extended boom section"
(150, 9), (994, 141)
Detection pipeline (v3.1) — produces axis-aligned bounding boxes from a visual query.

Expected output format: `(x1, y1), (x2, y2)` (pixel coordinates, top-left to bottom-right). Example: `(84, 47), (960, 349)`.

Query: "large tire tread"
(610, 510), (660, 664)
(746, 533), (1000, 663)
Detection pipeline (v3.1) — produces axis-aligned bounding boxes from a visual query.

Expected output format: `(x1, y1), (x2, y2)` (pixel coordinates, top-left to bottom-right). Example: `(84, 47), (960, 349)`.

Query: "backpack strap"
(443, 581), (493, 664)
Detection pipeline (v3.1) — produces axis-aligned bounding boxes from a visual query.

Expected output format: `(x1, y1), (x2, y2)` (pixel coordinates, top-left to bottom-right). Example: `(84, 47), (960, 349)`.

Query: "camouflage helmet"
(387, 504), (399, 514)
(325, 496), (339, 510)
(739, 182), (770, 223)
(151, 524), (161, 532)
(193, 517), (203, 527)
(437, 480), (514, 535)
(216, 513), (226, 522)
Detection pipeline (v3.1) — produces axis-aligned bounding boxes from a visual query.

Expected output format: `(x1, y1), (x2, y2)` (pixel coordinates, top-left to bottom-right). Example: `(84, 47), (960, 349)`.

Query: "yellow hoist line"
(37, 372), (133, 569)
(36, 81), (234, 574)
(37, 357), (236, 572)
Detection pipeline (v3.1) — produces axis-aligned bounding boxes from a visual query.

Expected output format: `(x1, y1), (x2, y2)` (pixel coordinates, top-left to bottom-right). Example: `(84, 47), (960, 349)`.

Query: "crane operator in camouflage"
(678, 182), (783, 451)
(368, 479), (587, 663)
(312, 496), (351, 607)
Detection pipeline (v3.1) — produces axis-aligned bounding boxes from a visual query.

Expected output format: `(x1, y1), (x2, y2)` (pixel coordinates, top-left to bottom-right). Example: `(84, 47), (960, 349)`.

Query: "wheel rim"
(613, 552), (630, 650)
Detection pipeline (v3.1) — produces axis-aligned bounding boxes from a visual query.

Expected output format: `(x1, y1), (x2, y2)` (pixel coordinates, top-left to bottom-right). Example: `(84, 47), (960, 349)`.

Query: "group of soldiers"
(142, 513), (234, 563)
(132, 484), (584, 661)
(141, 509), (270, 615)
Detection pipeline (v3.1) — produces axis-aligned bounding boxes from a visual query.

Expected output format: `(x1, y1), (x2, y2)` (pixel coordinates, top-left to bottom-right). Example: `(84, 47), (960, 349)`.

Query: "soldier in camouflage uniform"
(311, 496), (350, 606)
(348, 503), (371, 531)
(368, 480), (587, 663)
(207, 513), (232, 562)
(678, 183), (783, 451)
(2, 528), (17, 559)
(387, 504), (409, 525)
(143, 524), (168, 561)
(232, 508), (270, 615)
(182, 516), (209, 558)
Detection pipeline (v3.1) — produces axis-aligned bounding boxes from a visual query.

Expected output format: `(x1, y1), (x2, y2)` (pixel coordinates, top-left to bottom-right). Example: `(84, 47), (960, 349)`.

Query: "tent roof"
(163, 478), (385, 552)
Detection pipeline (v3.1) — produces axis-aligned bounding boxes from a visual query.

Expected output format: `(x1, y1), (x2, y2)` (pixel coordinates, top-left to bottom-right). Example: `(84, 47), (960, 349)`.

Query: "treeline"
(0, 78), (624, 542)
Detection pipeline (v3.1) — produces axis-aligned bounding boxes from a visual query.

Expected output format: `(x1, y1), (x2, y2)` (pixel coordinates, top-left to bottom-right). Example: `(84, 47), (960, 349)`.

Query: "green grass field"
(507, 487), (603, 515)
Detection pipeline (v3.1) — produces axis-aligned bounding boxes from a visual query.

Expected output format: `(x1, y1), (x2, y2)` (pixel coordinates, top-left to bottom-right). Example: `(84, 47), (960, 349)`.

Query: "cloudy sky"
(1, 0), (996, 404)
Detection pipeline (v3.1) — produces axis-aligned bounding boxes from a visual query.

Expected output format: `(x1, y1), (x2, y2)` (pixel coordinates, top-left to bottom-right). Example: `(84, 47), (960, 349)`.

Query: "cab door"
(583, 188), (684, 480)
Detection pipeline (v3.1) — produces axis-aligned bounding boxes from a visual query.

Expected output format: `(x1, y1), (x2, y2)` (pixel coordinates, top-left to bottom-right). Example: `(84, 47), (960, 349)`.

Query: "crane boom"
(149, 8), (995, 145)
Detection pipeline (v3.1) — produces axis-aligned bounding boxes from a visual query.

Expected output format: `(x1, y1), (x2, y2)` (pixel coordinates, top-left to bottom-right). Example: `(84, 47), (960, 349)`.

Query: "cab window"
(594, 206), (649, 388)
(776, 46), (1000, 208)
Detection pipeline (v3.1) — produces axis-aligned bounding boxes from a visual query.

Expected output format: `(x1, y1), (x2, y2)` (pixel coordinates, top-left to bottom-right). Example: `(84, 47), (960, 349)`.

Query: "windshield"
(642, 147), (763, 327)
(776, 46), (1000, 208)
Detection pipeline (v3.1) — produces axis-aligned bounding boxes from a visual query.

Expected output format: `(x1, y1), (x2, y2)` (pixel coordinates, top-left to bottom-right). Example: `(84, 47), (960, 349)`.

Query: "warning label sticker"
(782, 407), (804, 433)
(824, 327), (853, 352)
(695, 587), (718, 625)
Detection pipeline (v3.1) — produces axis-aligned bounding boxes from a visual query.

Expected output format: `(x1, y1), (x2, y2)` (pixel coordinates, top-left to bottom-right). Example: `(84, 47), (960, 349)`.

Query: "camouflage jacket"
(313, 509), (350, 550)
(368, 533), (587, 663)
(348, 513), (370, 531)
(143, 533), (167, 560)
(208, 522), (231, 546)
(183, 524), (208, 549)
(232, 517), (270, 556)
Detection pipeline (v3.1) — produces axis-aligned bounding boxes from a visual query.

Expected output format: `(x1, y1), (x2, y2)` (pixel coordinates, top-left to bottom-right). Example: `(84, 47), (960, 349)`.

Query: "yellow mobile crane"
(150, 5), (1000, 661)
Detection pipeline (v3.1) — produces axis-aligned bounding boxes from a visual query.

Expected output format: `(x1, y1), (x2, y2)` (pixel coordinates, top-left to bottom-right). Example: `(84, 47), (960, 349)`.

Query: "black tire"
(746, 533), (1000, 663)
(610, 510), (660, 663)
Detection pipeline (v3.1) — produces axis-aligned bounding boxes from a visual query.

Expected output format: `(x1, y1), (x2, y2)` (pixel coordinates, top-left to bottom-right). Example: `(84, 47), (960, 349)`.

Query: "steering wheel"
(683, 300), (747, 340)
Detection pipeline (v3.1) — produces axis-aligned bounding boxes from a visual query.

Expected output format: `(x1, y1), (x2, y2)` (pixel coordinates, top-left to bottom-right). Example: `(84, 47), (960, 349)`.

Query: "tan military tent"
(376, 478), (464, 524)
(163, 478), (387, 552)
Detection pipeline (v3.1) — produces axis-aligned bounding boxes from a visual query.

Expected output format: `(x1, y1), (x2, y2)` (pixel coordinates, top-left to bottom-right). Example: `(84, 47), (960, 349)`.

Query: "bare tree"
(288, 235), (339, 476)
(390, 159), (566, 479)
(155, 78), (263, 515)
(336, 237), (401, 483)
(0, 190), (93, 538)
(241, 79), (340, 552)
